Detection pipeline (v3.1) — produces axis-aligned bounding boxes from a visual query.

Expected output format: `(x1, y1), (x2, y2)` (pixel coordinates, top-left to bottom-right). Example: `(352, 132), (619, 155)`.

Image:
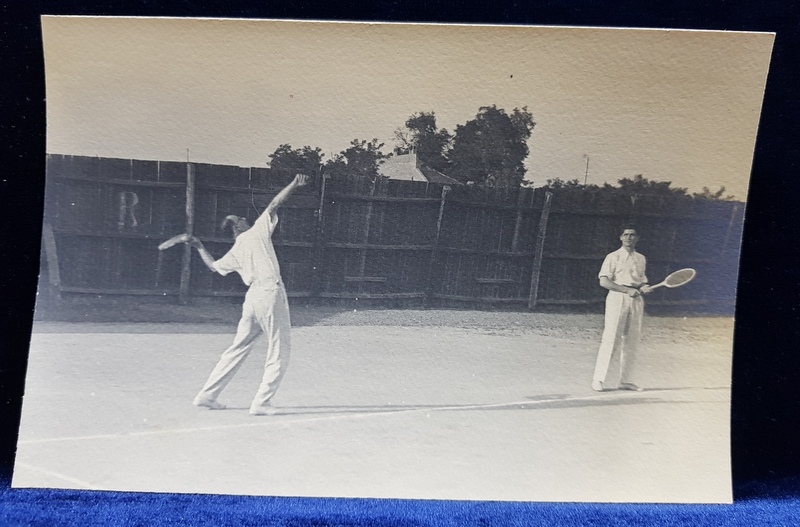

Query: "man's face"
(620, 229), (639, 248)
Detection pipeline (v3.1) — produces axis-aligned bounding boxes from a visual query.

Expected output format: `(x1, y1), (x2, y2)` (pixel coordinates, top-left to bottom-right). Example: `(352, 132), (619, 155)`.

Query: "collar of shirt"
(615, 246), (639, 260)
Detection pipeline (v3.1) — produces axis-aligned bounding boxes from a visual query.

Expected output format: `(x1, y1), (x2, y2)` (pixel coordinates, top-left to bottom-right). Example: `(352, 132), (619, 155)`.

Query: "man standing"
(186, 173), (308, 415)
(592, 225), (653, 392)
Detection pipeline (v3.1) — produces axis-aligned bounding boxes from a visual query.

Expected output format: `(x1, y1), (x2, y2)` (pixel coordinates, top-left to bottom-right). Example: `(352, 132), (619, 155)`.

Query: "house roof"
(418, 165), (461, 185)
(379, 152), (461, 185)
(378, 153), (425, 182)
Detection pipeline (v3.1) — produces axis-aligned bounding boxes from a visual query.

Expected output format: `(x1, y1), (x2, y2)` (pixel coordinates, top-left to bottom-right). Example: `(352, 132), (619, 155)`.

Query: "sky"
(41, 17), (773, 199)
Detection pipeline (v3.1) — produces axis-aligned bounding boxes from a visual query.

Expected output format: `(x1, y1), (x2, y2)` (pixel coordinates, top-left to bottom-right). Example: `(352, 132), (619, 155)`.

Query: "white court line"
(18, 387), (727, 446)
(13, 461), (100, 490)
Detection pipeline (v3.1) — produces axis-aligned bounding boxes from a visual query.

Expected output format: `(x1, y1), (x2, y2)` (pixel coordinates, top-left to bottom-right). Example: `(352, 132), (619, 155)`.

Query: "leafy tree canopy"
(325, 138), (390, 180)
(446, 105), (535, 188)
(616, 174), (688, 197)
(541, 175), (737, 201)
(543, 178), (597, 190)
(692, 186), (735, 201)
(268, 144), (324, 177)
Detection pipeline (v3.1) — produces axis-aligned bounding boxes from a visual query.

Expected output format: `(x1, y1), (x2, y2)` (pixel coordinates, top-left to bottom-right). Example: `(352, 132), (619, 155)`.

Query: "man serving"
(186, 173), (308, 415)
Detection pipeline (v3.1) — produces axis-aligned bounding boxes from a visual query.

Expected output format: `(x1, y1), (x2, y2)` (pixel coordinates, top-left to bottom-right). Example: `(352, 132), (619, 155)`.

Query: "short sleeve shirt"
(212, 212), (281, 286)
(598, 247), (648, 287)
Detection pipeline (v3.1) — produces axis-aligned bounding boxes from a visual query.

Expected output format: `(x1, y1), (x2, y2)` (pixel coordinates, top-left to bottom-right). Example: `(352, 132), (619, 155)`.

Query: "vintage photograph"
(12, 17), (773, 503)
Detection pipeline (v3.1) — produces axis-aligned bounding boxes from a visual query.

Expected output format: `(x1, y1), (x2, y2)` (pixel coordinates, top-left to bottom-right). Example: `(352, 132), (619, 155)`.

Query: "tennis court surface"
(13, 309), (734, 503)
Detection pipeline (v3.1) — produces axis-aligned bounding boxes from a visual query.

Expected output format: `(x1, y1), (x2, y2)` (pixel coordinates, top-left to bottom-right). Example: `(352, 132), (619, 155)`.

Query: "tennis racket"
(648, 268), (696, 290)
(157, 233), (191, 251)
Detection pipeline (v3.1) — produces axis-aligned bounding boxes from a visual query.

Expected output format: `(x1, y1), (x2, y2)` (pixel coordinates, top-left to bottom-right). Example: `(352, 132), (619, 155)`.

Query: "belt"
(250, 278), (283, 288)
(611, 288), (644, 294)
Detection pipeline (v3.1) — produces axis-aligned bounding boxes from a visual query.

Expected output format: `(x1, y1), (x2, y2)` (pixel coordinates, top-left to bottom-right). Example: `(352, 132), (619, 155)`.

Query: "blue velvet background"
(3, 473), (800, 525)
(3, 1), (800, 525)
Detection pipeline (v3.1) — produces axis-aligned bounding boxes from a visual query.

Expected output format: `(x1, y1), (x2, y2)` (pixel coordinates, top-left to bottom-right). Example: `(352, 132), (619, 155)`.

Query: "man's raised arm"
(263, 173), (310, 220)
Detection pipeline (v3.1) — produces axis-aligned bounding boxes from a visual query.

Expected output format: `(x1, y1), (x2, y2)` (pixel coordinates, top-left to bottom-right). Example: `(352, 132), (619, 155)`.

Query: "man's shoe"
(193, 397), (227, 410)
(249, 405), (278, 416)
(591, 380), (605, 392)
(618, 382), (643, 392)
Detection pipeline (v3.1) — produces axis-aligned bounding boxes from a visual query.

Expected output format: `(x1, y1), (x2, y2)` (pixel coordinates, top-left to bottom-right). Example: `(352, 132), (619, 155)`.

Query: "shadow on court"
(214, 394), (689, 416)
(33, 295), (350, 327)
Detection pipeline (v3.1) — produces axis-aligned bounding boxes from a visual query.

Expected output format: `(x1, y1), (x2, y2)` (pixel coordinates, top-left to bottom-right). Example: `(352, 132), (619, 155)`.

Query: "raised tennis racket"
(648, 268), (696, 290)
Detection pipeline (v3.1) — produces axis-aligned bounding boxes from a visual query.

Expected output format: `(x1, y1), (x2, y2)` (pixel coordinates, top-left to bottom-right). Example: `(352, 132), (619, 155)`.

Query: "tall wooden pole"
(527, 191), (553, 310)
(179, 163), (195, 304)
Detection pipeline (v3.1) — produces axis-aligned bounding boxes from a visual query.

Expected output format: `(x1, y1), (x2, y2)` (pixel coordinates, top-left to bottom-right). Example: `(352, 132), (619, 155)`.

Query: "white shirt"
(213, 212), (281, 286)
(598, 246), (648, 287)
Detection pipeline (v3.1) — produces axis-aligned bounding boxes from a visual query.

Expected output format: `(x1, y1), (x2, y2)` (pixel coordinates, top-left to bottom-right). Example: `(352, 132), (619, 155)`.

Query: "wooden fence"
(39, 154), (743, 313)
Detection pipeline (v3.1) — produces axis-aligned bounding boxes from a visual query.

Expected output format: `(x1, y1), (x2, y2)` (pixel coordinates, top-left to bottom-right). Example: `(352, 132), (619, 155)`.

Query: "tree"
(268, 144), (324, 178)
(542, 174), (738, 202)
(393, 111), (452, 173)
(542, 178), (597, 190)
(693, 186), (736, 201)
(446, 105), (535, 187)
(615, 174), (689, 198)
(325, 138), (390, 180)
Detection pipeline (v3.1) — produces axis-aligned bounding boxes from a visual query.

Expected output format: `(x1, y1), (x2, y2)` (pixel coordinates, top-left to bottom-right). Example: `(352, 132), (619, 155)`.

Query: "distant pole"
(584, 155), (590, 185)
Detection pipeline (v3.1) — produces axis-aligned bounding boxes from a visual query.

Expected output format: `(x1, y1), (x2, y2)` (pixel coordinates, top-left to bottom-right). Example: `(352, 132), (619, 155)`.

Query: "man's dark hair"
(619, 222), (639, 235)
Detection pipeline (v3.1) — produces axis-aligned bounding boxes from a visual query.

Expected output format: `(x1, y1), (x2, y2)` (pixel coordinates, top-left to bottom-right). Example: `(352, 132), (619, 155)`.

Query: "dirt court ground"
(13, 305), (734, 503)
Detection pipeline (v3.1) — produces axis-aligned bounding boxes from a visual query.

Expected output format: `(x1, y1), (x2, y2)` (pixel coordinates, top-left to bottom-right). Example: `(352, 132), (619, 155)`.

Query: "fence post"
(425, 185), (451, 303)
(527, 191), (553, 310)
(311, 170), (329, 298)
(719, 203), (740, 259)
(179, 163), (195, 304)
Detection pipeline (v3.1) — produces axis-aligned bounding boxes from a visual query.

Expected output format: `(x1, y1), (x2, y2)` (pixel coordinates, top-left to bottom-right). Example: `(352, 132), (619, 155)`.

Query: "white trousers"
(195, 282), (291, 411)
(592, 291), (643, 385)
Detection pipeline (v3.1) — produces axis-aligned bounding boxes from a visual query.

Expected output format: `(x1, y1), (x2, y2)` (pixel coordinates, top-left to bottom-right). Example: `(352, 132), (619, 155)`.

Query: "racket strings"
(664, 268), (696, 287)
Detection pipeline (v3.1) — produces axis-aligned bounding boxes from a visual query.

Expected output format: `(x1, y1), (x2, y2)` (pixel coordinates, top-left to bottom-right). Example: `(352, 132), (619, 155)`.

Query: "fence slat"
(41, 222), (62, 300)
(311, 172), (329, 297)
(425, 185), (451, 302)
